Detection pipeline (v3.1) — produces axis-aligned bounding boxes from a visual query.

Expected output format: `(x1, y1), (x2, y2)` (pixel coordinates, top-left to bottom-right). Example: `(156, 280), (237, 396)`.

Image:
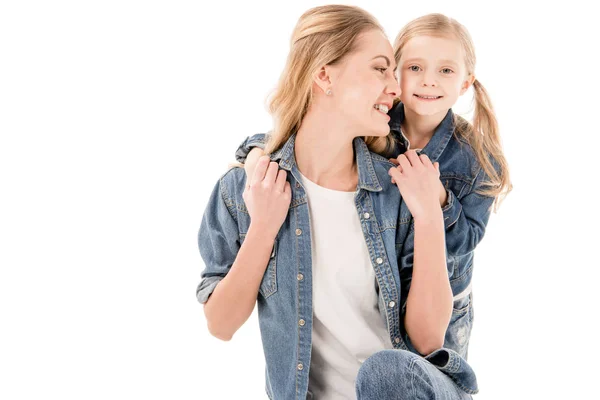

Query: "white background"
(1, 1), (598, 399)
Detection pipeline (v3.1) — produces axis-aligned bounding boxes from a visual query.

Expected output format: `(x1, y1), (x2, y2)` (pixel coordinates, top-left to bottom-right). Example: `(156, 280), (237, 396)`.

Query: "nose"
(386, 74), (401, 98)
(421, 69), (437, 87)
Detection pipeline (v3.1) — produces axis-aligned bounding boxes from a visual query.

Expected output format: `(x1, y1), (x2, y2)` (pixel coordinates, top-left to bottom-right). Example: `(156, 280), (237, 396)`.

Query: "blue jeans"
(355, 350), (473, 399)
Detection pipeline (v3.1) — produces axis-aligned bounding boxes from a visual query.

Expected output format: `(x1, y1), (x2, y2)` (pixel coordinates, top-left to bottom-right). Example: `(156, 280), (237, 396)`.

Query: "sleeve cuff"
(196, 276), (223, 304)
(442, 189), (462, 229)
(234, 135), (268, 163)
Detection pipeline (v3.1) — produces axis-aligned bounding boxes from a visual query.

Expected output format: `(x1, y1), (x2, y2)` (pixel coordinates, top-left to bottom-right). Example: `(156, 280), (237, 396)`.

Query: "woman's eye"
(375, 67), (387, 74)
(441, 68), (454, 74)
(409, 65), (421, 72)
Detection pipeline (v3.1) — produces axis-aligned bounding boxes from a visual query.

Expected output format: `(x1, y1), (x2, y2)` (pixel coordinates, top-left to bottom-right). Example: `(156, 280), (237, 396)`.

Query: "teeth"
(374, 104), (389, 113)
(416, 95), (440, 99)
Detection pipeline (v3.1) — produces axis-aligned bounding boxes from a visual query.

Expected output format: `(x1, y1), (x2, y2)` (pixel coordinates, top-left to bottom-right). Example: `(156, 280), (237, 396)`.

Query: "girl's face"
(324, 29), (401, 137)
(397, 35), (473, 118)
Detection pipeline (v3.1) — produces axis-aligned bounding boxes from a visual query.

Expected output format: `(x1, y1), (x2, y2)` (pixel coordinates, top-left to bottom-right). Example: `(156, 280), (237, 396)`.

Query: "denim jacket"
(234, 104), (496, 361)
(198, 134), (479, 399)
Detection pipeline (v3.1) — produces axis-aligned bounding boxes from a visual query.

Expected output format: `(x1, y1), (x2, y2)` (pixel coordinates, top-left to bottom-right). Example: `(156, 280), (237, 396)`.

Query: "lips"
(414, 94), (442, 100)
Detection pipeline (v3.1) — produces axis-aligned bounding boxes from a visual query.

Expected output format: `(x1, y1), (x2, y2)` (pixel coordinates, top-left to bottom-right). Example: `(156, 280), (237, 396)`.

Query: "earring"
(326, 89), (332, 96)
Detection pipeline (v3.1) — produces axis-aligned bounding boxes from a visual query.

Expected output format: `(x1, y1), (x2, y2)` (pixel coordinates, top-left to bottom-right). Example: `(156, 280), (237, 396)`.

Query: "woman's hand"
(244, 148), (266, 183)
(388, 150), (442, 221)
(243, 155), (291, 239)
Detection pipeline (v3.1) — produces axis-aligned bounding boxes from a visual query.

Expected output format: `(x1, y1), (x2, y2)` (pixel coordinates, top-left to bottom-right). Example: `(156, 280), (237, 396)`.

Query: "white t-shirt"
(298, 171), (394, 400)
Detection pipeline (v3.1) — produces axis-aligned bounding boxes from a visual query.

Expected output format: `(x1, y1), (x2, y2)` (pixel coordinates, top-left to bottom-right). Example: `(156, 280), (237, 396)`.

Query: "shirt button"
(299, 319), (305, 326)
(297, 363), (304, 371)
(388, 301), (396, 308)
(297, 273), (304, 281)
(296, 229), (302, 236)
(364, 212), (370, 219)
(296, 182), (301, 188)
(394, 337), (400, 344)
(270, 248), (275, 258)
(376, 257), (383, 264)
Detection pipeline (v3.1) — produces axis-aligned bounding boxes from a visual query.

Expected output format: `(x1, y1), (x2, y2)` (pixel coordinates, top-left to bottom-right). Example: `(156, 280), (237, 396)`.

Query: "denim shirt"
(198, 134), (479, 399)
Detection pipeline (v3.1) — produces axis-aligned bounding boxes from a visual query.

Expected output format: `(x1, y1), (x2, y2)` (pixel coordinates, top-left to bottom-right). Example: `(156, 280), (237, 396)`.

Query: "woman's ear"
(313, 65), (334, 95)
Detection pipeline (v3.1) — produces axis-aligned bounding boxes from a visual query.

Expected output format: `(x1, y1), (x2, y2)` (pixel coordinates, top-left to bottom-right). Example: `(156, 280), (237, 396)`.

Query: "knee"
(355, 350), (417, 398)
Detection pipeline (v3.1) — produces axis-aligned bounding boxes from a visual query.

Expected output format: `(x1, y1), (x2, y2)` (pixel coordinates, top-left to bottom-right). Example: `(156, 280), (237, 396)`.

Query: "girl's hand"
(243, 156), (291, 239)
(388, 150), (442, 221)
(390, 154), (448, 208)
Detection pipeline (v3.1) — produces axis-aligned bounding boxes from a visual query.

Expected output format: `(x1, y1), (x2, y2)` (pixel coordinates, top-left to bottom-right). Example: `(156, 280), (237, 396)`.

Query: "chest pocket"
(260, 239), (278, 298)
(237, 203), (279, 298)
(238, 233), (279, 299)
(440, 174), (471, 200)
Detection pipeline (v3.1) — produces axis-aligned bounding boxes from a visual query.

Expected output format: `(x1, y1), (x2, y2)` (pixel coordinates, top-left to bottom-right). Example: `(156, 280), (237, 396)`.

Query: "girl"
(198, 5), (476, 400)
(236, 13), (512, 362)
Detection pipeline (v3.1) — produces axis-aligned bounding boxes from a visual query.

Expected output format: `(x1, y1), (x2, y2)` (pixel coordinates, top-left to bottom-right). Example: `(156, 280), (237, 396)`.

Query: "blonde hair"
(393, 13), (512, 211)
(264, 5), (393, 156)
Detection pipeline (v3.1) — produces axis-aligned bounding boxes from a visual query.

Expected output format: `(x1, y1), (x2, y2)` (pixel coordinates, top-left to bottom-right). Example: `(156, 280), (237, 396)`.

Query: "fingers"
(396, 154), (411, 172)
(263, 161), (279, 186)
(419, 153), (433, 168)
(397, 151), (435, 171)
(404, 150), (421, 167)
(251, 155), (271, 186)
(388, 166), (403, 185)
(284, 181), (291, 197)
(275, 169), (287, 192)
(389, 157), (399, 166)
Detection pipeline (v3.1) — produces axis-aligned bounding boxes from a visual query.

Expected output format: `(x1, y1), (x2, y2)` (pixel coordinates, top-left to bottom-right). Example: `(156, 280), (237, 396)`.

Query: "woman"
(197, 5), (476, 399)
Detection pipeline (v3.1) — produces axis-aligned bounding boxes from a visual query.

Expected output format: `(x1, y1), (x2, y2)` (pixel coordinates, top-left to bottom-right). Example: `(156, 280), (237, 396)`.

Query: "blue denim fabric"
(355, 349), (475, 399)
(198, 134), (479, 399)
(234, 103), (496, 361)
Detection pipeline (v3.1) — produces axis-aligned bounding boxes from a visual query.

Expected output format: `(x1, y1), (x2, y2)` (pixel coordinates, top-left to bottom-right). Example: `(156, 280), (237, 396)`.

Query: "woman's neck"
(294, 110), (358, 192)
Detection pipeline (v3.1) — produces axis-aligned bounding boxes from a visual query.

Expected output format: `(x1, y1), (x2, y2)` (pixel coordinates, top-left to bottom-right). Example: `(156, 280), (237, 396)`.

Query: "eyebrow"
(403, 57), (459, 67)
(371, 55), (397, 71)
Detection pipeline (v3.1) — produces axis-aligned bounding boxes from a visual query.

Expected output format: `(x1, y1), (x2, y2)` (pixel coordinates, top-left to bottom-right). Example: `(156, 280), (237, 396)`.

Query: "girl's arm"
(389, 151), (453, 355)
(198, 157), (291, 341)
(391, 157), (495, 258)
(439, 168), (496, 256)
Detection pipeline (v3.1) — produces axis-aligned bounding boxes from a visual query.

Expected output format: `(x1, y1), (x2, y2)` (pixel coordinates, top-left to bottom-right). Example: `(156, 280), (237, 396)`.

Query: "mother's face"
(322, 29), (401, 138)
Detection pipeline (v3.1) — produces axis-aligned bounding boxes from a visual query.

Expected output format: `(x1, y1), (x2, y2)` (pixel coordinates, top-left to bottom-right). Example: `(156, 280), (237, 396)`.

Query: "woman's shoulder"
(366, 151), (401, 192)
(216, 166), (247, 203)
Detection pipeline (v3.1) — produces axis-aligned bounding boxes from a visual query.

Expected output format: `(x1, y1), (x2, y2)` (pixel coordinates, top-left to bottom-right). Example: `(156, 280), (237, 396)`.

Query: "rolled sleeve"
(441, 189), (462, 230)
(234, 134), (268, 163)
(196, 276), (223, 304)
(196, 174), (241, 304)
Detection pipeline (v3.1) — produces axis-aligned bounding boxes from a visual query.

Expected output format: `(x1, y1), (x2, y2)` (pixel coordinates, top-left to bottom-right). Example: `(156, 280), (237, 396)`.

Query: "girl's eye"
(409, 65), (421, 72)
(375, 67), (387, 74)
(441, 68), (454, 74)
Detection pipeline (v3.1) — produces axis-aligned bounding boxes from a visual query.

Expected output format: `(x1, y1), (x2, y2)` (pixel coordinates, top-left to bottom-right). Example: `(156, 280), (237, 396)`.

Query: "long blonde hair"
(264, 5), (393, 155)
(393, 13), (512, 211)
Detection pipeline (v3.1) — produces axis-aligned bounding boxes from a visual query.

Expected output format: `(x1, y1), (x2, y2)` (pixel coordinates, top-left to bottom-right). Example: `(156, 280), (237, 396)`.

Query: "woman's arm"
(200, 156), (291, 341)
(203, 223), (277, 341)
(390, 157), (495, 258)
(389, 151), (453, 355)
(405, 211), (452, 354)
